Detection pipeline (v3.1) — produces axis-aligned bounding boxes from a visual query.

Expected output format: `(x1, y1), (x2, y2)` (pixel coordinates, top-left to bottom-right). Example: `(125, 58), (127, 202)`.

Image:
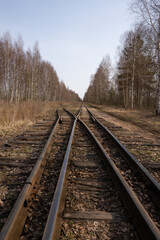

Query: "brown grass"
(0, 101), (60, 143)
(0, 101), (80, 144)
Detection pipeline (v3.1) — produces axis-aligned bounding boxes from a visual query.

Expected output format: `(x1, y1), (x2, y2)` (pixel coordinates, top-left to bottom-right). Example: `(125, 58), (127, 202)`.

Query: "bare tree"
(130, 0), (160, 114)
(84, 56), (111, 105)
(116, 26), (156, 109)
(0, 32), (81, 103)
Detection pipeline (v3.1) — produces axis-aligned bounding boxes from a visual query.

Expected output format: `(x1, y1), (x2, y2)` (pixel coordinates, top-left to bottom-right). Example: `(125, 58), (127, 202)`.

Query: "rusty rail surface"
(78, 115), (160, 240)
(0, 112), (60, 240)
(1, 107), (160, 240)
(86, 106), (160, 206)
(42, 108), (81, 240)
(46, 107), (160, 240)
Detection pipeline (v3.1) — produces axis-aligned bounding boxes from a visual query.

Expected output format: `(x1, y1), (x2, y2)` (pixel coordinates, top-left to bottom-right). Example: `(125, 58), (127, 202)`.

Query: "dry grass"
(0, 101), (61, 143)
(0, 101), (81, 144)
(1, 102), (42, 124)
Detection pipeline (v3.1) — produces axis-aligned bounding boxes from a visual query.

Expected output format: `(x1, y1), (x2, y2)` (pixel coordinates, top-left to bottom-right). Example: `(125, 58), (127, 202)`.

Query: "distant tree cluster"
(0, 32), (80, 102)
(84, 56), (116, 105)
(84, 0), (160, 114)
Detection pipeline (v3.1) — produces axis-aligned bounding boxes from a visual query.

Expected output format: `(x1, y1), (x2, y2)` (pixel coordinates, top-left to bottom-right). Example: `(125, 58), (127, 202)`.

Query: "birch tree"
(116, 27), (156, 108)
(130, 0), (160, 114)
(0, 32), (81, 103)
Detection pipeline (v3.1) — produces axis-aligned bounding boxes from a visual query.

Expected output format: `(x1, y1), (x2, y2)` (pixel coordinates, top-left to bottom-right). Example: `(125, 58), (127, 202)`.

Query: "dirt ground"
(89, 104), (160, 145)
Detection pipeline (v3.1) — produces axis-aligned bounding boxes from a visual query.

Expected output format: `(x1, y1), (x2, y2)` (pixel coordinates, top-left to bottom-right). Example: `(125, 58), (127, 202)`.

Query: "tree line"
(0, 32), (80, 103)
(84, 0), (160, 115)
(84, 56), (113, 105)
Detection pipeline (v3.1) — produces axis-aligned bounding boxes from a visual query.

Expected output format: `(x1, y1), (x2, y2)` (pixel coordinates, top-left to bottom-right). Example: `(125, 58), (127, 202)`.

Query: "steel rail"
(43, 108), (160, 240)
(63, 107), (81, 119)
(86, 106), (160, 205)
(42, 108), (81, 240)
(0, 112), (61, 240)
(77, 117), (160, 240)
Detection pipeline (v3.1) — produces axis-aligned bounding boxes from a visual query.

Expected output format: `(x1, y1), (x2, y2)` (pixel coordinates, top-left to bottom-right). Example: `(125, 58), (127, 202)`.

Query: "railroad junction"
(0, 105), (160, 240)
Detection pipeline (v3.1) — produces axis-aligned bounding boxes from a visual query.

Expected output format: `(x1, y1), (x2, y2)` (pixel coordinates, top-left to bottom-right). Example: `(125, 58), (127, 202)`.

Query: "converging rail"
(0, 108), (81, 240)
(0, 106), (160, 239)
(86, 106), (160, 205)
(44, 107), (160, 239)
(42, 109), (81, 240)
(81, 106), (160, 239)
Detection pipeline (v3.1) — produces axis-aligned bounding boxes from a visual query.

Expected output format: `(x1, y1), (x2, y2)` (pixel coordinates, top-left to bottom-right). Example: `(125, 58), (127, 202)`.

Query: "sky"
(0, 0), (133, 99)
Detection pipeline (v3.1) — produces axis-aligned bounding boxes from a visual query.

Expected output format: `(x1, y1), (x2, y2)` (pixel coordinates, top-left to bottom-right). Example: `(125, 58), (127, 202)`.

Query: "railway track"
(42, 108), (160, 239)
(0, 106), (160, 239)
(88, 106), (160, 182)
(0, 111), (58, 230)
(0, 109), (74, 239)
(81, 107), (160, 238)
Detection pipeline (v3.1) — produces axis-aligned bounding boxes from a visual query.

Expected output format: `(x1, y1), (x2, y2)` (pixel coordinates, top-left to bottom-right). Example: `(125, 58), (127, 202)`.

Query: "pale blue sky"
(0, 0), (132, 98)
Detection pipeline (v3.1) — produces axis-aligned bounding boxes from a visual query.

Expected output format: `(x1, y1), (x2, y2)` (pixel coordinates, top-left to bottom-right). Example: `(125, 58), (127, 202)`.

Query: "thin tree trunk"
(131, 59), (135, 109)
(156, 15), (160, 115)
(122, 80), (126, 108)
